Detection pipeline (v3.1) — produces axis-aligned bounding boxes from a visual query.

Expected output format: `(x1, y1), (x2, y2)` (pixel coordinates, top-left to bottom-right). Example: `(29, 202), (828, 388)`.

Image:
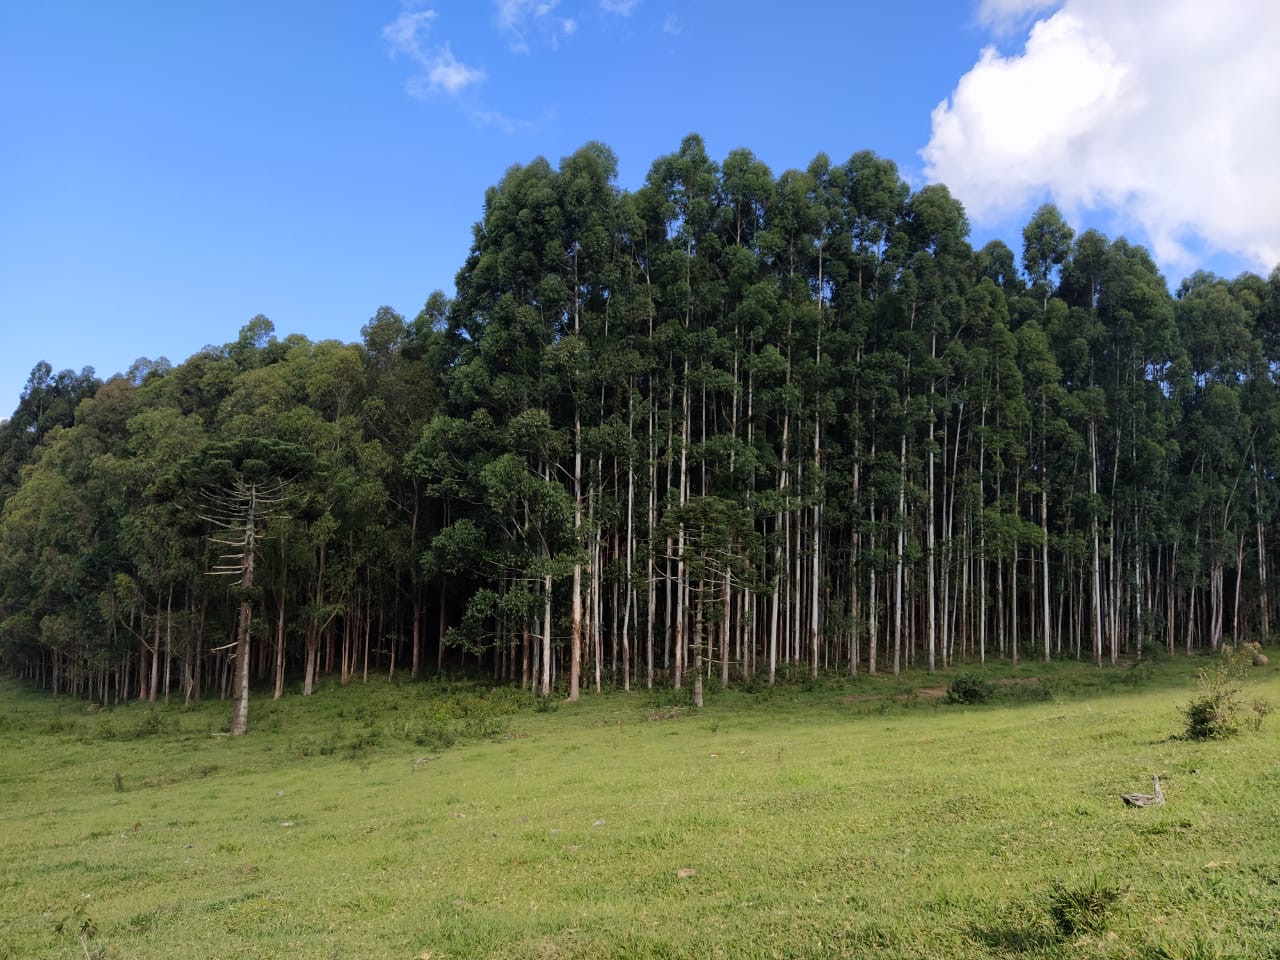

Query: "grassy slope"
(1, 658), (1278, 959)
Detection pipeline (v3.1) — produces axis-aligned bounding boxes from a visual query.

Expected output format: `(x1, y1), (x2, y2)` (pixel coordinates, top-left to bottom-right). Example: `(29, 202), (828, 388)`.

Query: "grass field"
(2, 655), (1279, 959)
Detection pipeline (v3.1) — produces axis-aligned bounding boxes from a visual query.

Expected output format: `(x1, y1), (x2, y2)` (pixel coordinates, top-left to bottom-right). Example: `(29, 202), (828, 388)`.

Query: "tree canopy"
(3, 136), (1279, 722)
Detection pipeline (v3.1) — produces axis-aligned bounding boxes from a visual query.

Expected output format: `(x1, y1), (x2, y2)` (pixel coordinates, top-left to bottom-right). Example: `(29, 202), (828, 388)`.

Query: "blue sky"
(2, 0), (1277, 412)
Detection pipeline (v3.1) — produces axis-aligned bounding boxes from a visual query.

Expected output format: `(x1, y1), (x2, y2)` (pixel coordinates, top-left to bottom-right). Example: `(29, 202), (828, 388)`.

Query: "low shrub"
(946, 674), (994, 705)
(122, 708), (169, 740)
(414, 716), (457, 752)
(1182, 646), (1270, 740)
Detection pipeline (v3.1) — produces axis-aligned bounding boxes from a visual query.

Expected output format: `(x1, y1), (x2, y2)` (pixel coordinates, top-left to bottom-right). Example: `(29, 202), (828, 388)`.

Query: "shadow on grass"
(967, 920), (1060, 956)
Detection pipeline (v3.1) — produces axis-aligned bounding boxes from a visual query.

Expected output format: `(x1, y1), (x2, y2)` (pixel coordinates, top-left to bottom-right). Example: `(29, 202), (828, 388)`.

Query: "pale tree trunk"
(274, 542), (287, 700)
(1041, 468), (1052, 662)
(163, 586), (174, 703)
(811, 417), (821, 680)
(592, 516), (603, 694)
(978, 409), (987, 665)
(149, 597), (160, 703)
(849, 456), (861, 676)
(894, 429), (907, 676)
(541, 573), (553, 697)
(622, 398), (635, 691)
(1254, 455), (1270, 638)
(229, 506), (255, 737)
(569, 408), (583, 701)
(303, 541), (325, 697)
(868, 512), (878, 676)
(692, 590), (704, 708)
(721, 569), (732, 688)
(1133, 508), (1144, 658)
(810, 298), (823, 680)
(1233, 533), (1244, 642)
(1089, 420), (1104, 667)
(926, 370), (936, 673)
(410, 488), (422, 680)
(646, 400), (657, 690)
(673, 367), (690, 690)
(769, 411), (789, 686)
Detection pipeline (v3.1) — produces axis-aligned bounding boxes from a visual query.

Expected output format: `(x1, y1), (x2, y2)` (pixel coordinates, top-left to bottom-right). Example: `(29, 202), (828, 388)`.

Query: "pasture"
(1, 656), (1278, 959)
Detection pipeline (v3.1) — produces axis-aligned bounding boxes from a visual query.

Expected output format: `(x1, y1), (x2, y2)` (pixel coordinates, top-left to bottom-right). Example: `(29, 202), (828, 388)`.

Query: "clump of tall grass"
(1047, 876), (1125, 937)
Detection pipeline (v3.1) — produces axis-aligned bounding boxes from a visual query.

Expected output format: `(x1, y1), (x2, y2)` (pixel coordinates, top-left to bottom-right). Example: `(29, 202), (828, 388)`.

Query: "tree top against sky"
(2, 0), (1277, 410)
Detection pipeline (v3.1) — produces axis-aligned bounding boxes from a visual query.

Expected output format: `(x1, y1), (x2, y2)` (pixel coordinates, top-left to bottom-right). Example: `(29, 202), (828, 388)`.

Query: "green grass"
(2, 655), (1279, 959)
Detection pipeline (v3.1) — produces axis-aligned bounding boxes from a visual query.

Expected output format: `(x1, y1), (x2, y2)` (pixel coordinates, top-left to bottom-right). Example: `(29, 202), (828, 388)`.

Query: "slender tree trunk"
(1041, 463), (1052, 662)
(541, 573), (553, 697)
(274, 544), (287, 700)
(229, 505), (255, 737)
(149, 597), (160, 703)
(1089, 420), (1104, 667)
(163, 586), (174, 703)
(894, 430), (907, 676)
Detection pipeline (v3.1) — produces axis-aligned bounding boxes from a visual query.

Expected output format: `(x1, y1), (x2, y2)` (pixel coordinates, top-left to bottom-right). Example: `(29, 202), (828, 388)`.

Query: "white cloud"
(472, 109), (533, 134)
(382, 7), (436, 50)
(495, 0), (538, 30)
(924, 0), (1280, 271)
(494, 0), (572, 52)
(384, 4), (485, 97)
(426, 45), (486, 95)
(976, 0), (1060, 31)
(601, 0), (638, 14)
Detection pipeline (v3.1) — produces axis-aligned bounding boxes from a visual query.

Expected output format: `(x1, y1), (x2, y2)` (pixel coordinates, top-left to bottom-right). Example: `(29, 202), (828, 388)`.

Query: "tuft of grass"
(1047, 876), (1125, 937)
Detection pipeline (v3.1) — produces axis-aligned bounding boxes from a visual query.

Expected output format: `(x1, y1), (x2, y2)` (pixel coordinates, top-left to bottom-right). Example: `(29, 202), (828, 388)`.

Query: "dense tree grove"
(3, 136), (1280, 721)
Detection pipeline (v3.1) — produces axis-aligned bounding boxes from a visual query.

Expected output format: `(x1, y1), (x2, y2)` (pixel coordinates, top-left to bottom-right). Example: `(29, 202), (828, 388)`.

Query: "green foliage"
(946, 673), (994, 704)
(400, 686), (521, 751)
(1182, 646), (1270, 740)
(122, 707), (170, 740)
(4, 133), (1280, 741)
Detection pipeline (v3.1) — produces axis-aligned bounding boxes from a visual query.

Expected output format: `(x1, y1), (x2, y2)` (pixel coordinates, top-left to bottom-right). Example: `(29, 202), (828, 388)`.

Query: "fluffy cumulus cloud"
(384, 4), (485, 97)
(923, 0), (1280, 271)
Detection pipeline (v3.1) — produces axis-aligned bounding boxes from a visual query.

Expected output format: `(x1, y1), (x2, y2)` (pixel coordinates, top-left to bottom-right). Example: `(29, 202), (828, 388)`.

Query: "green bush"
(946, 674), (994, 705)
(122, 707), (169, 740)
(414, 716), (458, 751)
(457, 715), (509, 741)
(1182, 646), (1270, 740)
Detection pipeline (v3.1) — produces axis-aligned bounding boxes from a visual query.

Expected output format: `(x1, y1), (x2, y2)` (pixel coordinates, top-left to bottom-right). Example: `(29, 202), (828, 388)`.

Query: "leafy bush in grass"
(1182, 645), (1270, 740)
(408, 700), (511, 751)
(647, 685), (696, 711)
(414, 715), (458, 752)
(122, 707), (169, 740)
(946, 674), (994, 704)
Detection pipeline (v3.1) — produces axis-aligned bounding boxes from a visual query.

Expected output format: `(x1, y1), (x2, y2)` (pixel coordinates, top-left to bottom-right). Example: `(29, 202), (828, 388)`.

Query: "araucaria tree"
(192, 439), (304, 735)
(2, 136), (1280, 720)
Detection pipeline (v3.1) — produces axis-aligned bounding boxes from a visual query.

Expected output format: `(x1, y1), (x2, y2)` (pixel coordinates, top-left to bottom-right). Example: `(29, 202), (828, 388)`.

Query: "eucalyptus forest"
(3, 135), (1279, 727)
